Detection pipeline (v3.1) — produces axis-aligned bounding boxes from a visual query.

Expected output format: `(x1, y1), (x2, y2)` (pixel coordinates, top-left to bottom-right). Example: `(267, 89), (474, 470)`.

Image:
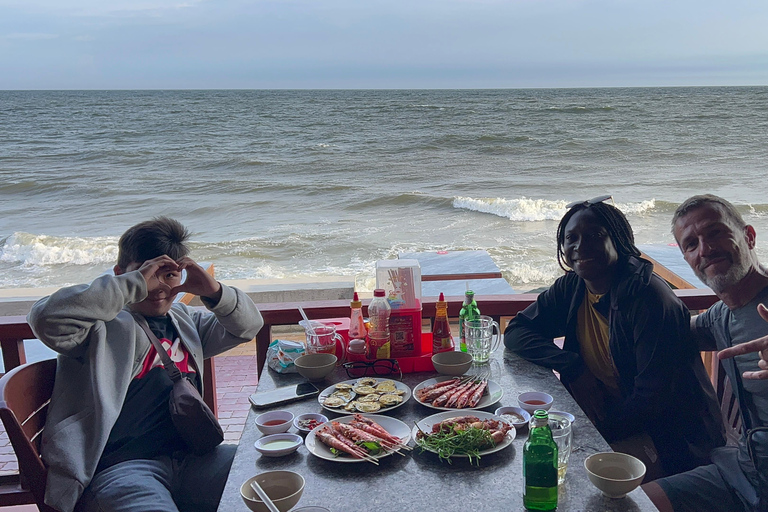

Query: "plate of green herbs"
(412, 410), (515, 464)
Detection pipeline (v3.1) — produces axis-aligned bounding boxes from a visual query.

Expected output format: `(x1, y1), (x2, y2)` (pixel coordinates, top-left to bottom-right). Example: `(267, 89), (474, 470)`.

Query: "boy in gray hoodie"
(28, 217), (263, 512)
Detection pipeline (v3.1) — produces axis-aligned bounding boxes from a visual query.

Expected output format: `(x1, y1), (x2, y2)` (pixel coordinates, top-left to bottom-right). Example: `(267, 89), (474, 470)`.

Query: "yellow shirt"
(577, 289), (621, 395)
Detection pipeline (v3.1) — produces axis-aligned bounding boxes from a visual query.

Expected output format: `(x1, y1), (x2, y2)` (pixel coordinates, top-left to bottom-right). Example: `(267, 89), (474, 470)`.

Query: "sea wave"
(452, 197), (657, 221)
(0, 232), (118, 266)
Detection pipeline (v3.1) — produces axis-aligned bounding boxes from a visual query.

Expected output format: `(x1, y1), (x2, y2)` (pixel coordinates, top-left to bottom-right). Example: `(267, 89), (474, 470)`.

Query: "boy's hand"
(717, 303), (768, 380)
(137, 255), (180, 294)
(170, 257), (222, 303)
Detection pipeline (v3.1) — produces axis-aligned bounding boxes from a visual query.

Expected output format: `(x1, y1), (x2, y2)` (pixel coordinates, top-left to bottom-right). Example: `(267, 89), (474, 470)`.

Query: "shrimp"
(315, 428), (365, 458)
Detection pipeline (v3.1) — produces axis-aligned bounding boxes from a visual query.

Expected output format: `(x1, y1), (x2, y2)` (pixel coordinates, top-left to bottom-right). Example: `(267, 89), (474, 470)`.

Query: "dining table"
(217, 351), (659, 512)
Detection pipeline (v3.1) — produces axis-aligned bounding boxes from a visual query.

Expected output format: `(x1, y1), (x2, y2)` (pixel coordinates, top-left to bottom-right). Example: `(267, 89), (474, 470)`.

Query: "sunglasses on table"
(343, 359), (402, 380)
(565, 194), (614, 210)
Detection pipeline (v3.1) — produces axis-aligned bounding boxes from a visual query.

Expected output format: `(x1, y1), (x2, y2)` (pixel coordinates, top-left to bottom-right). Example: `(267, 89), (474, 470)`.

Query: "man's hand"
(717, 303), (768, 380)
(170, 257), (222, 303)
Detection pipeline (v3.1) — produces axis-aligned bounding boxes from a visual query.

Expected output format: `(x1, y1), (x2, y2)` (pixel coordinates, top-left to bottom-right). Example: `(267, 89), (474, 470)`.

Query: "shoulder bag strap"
(132, 313), (183, 382)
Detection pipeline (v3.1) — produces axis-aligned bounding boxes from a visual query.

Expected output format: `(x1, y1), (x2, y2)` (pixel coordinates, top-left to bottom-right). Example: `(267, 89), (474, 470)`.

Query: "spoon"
(298, 306), (316, 335)
(250, 480), (280, 512)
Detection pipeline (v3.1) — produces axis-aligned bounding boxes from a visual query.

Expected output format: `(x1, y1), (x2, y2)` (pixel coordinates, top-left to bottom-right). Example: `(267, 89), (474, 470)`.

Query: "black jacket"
(505, 256), (725, 475)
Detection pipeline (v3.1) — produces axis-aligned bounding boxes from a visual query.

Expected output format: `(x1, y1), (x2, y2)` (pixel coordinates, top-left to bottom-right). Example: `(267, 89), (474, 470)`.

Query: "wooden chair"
(0, 358), (57, 511)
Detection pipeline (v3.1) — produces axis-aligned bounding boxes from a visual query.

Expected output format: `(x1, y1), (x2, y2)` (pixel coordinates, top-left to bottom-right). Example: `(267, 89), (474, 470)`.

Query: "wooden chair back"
(0, 358), (58, 511)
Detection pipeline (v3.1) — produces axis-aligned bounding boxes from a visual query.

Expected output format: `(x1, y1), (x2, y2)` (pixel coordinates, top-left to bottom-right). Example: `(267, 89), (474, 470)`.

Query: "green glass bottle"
(458, 290), (480, 353)
(523, 410), (558, 511)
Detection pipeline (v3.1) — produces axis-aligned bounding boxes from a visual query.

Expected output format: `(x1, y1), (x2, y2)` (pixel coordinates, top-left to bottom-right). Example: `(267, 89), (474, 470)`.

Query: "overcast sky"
(2, 0), (767, 89)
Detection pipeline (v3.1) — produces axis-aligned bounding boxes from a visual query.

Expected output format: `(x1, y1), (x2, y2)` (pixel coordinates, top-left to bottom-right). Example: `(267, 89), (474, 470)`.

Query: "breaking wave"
(452, 197), (657, 221)
(0, 232), (118, 266)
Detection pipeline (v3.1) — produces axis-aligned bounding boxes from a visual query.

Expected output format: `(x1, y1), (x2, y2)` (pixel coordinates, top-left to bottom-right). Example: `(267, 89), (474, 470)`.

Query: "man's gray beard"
(696, 256), (751, 294)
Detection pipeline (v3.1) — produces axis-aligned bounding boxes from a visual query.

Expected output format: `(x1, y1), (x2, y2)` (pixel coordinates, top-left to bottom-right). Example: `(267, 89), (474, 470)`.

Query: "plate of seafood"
(318, 378), (411, 414)
(412, 411), (515, 463)
(413, 375), (503, 411)
(305, 413), (412, 464)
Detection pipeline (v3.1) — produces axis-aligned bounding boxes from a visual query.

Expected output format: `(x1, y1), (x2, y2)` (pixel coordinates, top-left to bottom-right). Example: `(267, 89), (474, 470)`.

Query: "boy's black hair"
(556, 202), (641, 272)
(117, 217), (190, 270)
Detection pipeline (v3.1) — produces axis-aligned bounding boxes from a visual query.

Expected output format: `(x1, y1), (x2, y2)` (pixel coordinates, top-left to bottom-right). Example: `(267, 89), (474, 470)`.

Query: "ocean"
(2, 87), (768, 293)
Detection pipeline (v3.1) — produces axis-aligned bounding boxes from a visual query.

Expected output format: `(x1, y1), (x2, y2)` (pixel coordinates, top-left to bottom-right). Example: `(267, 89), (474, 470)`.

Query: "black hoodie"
(505, 256), (725, 476)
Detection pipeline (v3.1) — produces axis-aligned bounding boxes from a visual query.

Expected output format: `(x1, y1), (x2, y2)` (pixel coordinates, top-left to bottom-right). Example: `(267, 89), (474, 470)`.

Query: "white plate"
(412, 376), (503, 411)
(305, 413), (411, 463)
(317, 378), (411, 414)
(412, 410), (516, 460)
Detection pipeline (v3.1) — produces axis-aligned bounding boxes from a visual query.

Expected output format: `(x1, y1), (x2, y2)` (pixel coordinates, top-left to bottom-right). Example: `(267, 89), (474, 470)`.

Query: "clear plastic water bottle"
(367, 289), (391, 359)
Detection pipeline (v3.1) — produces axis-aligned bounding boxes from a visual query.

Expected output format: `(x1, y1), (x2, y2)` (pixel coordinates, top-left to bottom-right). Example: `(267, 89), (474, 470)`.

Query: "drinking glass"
(550, 415), (572, 485)
(464, 315), (501, 363)
(301, 321), (344, 359)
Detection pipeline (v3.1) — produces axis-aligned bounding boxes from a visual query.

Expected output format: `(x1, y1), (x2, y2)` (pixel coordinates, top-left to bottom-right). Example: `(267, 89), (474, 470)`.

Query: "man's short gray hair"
(672, 194), (747, 234)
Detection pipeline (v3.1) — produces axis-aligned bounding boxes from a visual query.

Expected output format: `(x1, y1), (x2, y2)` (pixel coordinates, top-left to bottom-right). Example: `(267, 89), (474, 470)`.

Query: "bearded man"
(644, 194), (768, 512)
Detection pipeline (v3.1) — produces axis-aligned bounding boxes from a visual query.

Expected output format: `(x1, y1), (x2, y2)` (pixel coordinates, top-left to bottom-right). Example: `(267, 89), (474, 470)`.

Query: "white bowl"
(294, 353), (337, 382)
(254, 433), (303, 457)
(584, 452), (647, 498)
(517, 391), (554, 414)
(255, 410), (295, 435)
(431, 351), (473, 376)
(293, 413), (328, 434)
(240, 470), (305, 512)
(494, 406), (531, 429)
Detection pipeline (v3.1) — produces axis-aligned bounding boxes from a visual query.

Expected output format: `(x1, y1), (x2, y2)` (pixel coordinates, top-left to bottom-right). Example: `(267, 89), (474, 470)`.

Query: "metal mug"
(300, 321), (345, 362)
(463, 315), (501, 363)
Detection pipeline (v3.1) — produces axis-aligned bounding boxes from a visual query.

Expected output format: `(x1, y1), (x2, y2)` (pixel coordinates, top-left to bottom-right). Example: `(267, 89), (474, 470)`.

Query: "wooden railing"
(0, 289), (721, 388)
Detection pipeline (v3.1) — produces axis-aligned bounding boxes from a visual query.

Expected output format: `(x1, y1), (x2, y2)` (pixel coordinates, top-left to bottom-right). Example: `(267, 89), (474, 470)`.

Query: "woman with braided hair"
(505, 196), (725, 479)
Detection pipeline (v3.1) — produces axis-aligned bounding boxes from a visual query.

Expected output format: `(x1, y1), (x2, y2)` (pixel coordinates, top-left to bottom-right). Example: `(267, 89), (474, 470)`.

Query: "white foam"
(453, 197), (656, 221)
(0, 232), (118, 266)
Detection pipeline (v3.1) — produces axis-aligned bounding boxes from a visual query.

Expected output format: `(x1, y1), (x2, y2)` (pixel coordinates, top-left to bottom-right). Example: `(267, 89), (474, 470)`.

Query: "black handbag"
(135, 315), (224, 455)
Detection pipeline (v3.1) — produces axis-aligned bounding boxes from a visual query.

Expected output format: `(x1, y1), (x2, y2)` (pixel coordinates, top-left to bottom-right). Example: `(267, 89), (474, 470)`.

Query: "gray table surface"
(218, 352), (658, 512)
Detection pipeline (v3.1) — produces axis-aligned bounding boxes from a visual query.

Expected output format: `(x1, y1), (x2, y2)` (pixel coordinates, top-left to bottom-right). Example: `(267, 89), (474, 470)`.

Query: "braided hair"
(556, 202), (641, 272)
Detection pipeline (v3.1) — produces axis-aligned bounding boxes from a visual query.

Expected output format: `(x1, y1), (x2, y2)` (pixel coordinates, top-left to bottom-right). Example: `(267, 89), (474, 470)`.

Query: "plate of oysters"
(318, 377), (411, 414)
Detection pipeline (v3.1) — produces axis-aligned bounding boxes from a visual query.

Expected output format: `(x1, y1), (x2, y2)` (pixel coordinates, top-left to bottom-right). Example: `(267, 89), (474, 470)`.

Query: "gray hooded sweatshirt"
(27, 270), (263, 512)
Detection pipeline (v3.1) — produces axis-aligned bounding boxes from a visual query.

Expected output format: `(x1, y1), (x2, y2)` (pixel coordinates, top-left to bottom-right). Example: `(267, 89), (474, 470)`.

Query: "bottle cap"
(373, 289), (386, 297)
(348, 339), (366, 353)
(438, 292), (445, 302)
(351, 291), (362, 308)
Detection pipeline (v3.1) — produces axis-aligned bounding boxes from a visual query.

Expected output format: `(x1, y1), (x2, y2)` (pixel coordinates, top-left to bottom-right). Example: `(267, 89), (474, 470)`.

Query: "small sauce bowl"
(494, 406), (531, 429)
(254, 433), (303, 457)
(255, 410), (294, 435)
(293, 413), (328, 435)
(517, 391), (553, 414)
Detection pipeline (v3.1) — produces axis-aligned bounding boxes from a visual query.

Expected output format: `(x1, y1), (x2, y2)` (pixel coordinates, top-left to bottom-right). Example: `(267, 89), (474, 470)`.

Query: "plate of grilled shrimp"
(305, 413), (412, 464)
(413, 375), (503, 411)
(318, 378), (411, 414)
(412, 411), (515, 462)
